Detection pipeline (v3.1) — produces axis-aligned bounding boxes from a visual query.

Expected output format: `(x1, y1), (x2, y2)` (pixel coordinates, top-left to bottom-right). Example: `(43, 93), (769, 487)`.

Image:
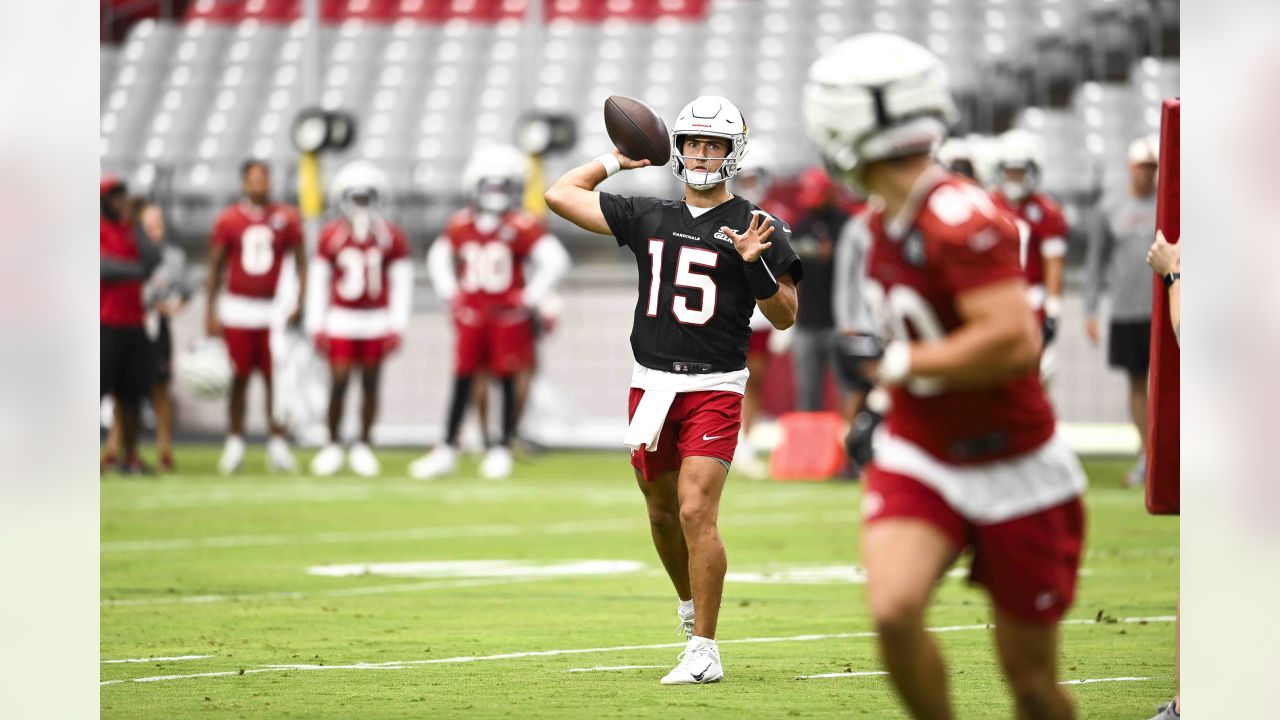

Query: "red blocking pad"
(1146, 98), (1180, 516)
(769, 412), (846, 481)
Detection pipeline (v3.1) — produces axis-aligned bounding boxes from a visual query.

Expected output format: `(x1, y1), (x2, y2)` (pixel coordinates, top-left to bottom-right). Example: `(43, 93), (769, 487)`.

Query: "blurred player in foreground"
(306, 162), (412, 477)
(412, 146), (570, 480)
(990, 129), (1070, 382)
(806, 34), (1086, 719)
(544, 95), (802, 684)
(206, 160), (307, 474)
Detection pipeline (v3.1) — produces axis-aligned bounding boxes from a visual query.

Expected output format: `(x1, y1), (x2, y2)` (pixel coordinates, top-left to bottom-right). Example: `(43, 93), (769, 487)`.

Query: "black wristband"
(1163, 271), (1180, 289)
(744, 259), (780, 300)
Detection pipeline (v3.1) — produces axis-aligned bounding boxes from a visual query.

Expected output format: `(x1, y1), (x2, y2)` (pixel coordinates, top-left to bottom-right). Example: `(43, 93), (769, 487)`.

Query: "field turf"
(101, 447), (1178, 718)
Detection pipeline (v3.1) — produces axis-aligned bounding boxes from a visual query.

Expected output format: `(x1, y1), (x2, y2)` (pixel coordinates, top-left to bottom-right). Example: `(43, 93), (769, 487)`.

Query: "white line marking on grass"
(101, 655), (211, 664)
(100, 616), (1176, 687)
(566, 665), (666, 673)
(798, 671), (888, 679)
(102, 576), (539, 607)
(1059, 676), (1151, 685)
(305, 559), (643, 580)
(103, 511), (848, 553)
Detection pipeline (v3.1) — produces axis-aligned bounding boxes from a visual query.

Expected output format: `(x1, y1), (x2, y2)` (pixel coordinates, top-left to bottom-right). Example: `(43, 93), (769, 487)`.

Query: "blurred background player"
(412, 146), (570, 480)
(936, 137), (979, 183)
(990, 129), (1070, 383)
(205, 159), (308, 475)
(807, 33), (1087, 720)
(306, 161), (412, 477)
(544, 94), (802, 685)
(100, 177), (160, 474)
(1084, 135), (1159, 486)
(104, 200), (190, 471)
(729, 140), (790, 479)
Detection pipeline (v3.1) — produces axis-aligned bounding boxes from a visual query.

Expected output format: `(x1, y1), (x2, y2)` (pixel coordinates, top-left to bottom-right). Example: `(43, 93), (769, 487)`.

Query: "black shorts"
(1108, 319), (1152, 377)
(101, 324), (154, 403)
(151, 317), (173, 384)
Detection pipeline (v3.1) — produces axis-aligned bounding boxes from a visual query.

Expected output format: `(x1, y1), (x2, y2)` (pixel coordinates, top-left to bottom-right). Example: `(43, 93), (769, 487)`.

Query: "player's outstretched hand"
(1146, 230), (1180, 276)
(610, 148), (652, 171)
(721, 212), (775, 264)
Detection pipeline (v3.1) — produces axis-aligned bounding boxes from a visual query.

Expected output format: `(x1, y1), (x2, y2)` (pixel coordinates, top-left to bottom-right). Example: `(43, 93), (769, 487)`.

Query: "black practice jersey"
(600, 193), (803, 373)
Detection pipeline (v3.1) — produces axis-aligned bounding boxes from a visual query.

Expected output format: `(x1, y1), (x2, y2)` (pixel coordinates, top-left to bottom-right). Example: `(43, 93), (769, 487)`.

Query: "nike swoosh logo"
(702, 434), (722, 441)
(691, 662), (713, 682)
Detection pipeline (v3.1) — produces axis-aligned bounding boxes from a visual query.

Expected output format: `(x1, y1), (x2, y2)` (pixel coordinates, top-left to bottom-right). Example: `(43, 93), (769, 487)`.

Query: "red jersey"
(990, 191), (1068, 289)
(443, 208), (543, 318)
(100, 217), (144, 327)
(211, 201), (302, 299)
(864, 170), (1055, 464)
(318, 216), (410, 311)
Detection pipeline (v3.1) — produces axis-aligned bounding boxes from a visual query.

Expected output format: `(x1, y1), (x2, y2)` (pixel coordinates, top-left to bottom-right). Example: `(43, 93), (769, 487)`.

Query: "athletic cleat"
(479, 446), (513, 480)
(1125, 452), (1147, 488)
(310, 443), (345, 477)
(347, 442), (380, 477)
(121, 457), (155, 476)
(1147, 700), (1180, 720)
(732, 439), (767, 480)
(660, 637), (723, 685)
(218, 435), (246, 475)
(409, 445), (457, 480)
(159, 451), (175, 472)
(267, 435), (297, 473)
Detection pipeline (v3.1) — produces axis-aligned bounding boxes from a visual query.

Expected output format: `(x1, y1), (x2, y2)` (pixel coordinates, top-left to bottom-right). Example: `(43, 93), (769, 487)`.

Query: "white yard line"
(103, 511), (848, 554)
(101, 616), (1176, 687)
(101, 655), (211, 664)
(798, 671), (889, 679)
(1060, 676), (1152, 685)
(103, 576), (539, 607)
(566, 665), (667, 673)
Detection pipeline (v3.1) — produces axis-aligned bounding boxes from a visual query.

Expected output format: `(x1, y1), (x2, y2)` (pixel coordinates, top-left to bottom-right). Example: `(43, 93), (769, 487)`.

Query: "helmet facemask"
(998, 161), (1039, 202)
(473, 176), (523, 215)
(672, 133), (747, 191)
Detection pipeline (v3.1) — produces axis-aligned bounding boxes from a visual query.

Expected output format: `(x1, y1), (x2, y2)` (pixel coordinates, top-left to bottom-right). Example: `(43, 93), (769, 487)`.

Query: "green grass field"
(101, 448), (1178, 719)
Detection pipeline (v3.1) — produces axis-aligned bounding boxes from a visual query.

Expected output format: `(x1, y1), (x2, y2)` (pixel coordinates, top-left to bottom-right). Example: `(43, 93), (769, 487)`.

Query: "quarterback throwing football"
(545, 95), (802, 685)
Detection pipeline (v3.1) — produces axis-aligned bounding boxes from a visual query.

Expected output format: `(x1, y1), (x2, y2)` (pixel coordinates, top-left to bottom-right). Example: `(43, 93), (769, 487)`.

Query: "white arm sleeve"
(833, 213), (872, 333)
(304, 257), (332, 336)
(388, 258), (413, 333)
(425, 237), (458, 301)
(1041, 236), (1068, 259)
(521, 234), (572, 308)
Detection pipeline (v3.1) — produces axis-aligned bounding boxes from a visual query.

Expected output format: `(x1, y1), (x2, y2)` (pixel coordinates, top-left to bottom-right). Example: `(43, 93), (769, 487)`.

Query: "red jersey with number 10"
(863, 170), (1055, 464)
(443, 208), (543, 318)
(319, 216), (409, 310)
(211, 201), (303, 298)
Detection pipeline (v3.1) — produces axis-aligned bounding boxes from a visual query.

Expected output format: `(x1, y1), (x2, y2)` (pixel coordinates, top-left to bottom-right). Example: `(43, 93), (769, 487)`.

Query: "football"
(603, 95), (671, 166)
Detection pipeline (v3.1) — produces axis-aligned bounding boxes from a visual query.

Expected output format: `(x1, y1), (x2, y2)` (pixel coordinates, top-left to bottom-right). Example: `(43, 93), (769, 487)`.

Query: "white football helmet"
(936, 137), (977, 180)
(804, 33), (958, 193)
(177, 339), (233, 399)
(670, 95), (750, 190)
(330, 160), (391, 216)
(462, 144), (527, 214)
(995, 129), (1047, 201)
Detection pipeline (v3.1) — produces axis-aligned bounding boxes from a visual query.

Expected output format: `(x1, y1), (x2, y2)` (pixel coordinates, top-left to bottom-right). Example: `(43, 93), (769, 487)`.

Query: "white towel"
(624, 390), (676, 453)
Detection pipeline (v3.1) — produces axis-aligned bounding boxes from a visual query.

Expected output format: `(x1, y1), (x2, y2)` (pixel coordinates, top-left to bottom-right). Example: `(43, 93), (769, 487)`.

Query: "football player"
(544, 95), (803, 685)
(205, 160), (307, 475)
(410, 146), (570, 481)
(806, 34), (1087, 719)
(305, 161), (412, 477)
(990, 129), (1070, 381)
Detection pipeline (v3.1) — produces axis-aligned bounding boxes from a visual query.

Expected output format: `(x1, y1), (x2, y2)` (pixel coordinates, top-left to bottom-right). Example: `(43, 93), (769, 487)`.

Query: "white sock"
(678, 598), (695, 617)
(689, 635), (716, 649)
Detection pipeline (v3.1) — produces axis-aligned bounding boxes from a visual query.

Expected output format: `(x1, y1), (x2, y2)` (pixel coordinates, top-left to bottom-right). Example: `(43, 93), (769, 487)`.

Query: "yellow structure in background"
(297, 152), (324, 220)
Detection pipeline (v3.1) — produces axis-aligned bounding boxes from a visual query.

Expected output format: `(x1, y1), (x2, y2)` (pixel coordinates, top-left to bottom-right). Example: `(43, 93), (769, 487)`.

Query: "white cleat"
(347, 442), (380, 477)
(310, 443), (345, 477)
(267, 435), (297, 473)
(479, 446), (513, 480)
(408, 445), (457, 480)
(218, 435), (245, 475)
(660, 637), (723, 685)
(732, 439), (768, 480)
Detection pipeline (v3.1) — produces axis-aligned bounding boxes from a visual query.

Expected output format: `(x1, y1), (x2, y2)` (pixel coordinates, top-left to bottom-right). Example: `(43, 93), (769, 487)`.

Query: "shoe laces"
(676, 616), (695, 638)
(675, 641), (714, 666)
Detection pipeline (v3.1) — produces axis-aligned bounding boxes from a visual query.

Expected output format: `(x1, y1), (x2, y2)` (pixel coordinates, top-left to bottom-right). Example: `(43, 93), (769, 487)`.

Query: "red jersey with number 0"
(443, 208), (542, 317)
(319, 216), (409, 310)
(991, 191), (1068, 288)
(211, 201), (303, 298)
(864, 170), (1055, 464)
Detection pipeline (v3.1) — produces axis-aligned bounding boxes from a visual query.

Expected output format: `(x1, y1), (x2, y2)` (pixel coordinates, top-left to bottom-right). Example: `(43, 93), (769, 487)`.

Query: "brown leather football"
(603, 95), (671, 165)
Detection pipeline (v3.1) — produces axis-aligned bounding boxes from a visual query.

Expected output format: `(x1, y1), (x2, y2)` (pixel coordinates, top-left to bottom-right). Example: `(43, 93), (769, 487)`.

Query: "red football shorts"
(627, 389), (742, 482)
(223, 326), (272, 378)
(454, 318), (534, 377)
(863, 467), (1085, 625)
(327, 337), (389, 366)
